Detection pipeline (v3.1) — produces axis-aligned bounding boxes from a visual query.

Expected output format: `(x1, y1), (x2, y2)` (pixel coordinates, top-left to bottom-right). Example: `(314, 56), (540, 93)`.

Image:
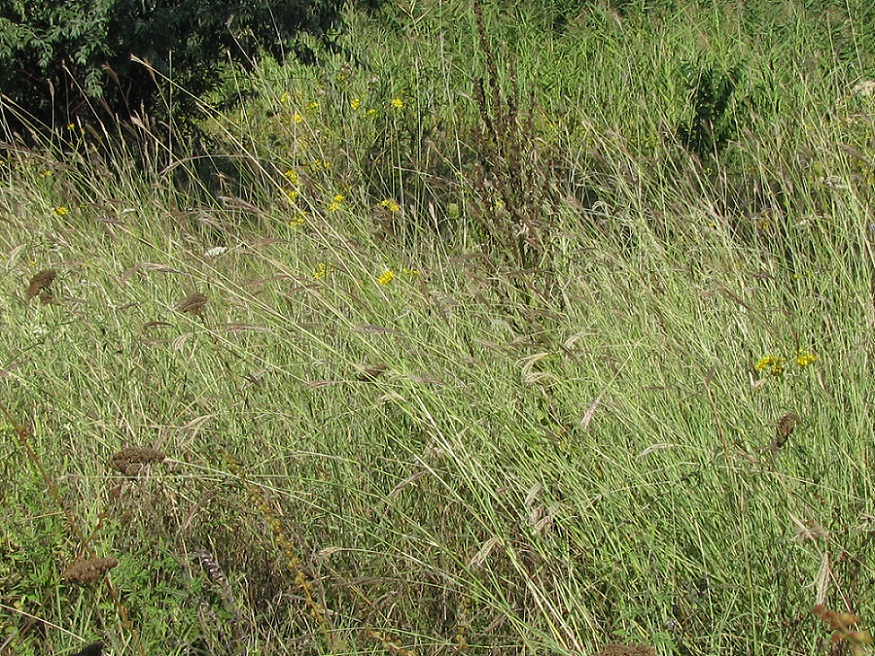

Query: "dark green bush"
(676, 61), (744, 158)
(0, 0), (357, 131)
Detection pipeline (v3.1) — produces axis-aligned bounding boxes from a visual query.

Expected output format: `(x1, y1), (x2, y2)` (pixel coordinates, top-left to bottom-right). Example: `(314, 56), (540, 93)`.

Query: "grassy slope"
(3, 1), (875, 655)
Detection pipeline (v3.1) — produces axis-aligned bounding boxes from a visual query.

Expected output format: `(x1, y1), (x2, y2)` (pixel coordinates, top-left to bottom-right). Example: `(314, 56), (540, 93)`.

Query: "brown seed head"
(26, 269), (56, 299)
(109, 446), (166, 476)
(773, 412), (799, 449)
(597, 643), (657, 656)
(356, 365), (388, 382)
(62, 557), (119, 584)
(174, 292), (208, 315)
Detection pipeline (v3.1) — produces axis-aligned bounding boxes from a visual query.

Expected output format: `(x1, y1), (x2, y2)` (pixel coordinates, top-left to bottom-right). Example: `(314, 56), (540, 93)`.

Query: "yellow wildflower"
(314, 262), (333, 279)
(755, 355), (785, 376)
(377, 269), (395, 285)
(307, 101), (319, 112)
(284, 189), (300, 203)
(796, 351), (817, 367)
(293, 112), (304, 124)
(289, 214), (306, 228)
(401, 268), (420, 276)
(280, 92), (292, 104)
(283, 169), (299, 184)
(378, 199), (400, 212)
(391, 97), (404, 110)
(350, 97), (362, 110)
(366, 108), (377, 118)
(53, 206), (69, 216)
(327, 194), (345, 212)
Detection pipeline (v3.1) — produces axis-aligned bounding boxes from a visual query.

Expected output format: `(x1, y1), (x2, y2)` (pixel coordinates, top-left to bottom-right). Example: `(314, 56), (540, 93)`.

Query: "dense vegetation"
(3, 1), (875, 655)
(0, 0), (360, 131)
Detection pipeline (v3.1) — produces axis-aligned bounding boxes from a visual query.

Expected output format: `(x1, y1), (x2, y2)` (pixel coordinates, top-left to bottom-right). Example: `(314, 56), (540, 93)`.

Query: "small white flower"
(204, 246), (228, 258)
(852, 80), (875, 96)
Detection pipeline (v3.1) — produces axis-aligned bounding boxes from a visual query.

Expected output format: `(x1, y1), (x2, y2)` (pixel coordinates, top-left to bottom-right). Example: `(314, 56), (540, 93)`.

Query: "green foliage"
(0, 0), (355, 130)
(676, 61), (744, 158)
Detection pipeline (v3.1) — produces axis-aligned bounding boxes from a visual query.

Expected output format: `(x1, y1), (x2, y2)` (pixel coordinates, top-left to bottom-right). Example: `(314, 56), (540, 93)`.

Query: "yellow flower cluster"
(327, 194), (345, 212)
(755, 355), (785, 376)
(755, 350), (817, 377)
(378, 199), (400, 212)
(314, 262), (334, 279)
(377, 269), (395, 285)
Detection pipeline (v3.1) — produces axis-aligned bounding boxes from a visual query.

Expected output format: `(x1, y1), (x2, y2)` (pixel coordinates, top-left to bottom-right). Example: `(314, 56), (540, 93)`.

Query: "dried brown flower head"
(109, 446), (166, 476)
(356, 365), (388, 382)
(62, 557), (118, 584)
(597, 644), (656, 656)
(792, 518), (828, 542)
(773, 412), (799, 450)
(70, 642), (104, 656)
(174, 292), (208, 315)
(26, 269), (56, 299)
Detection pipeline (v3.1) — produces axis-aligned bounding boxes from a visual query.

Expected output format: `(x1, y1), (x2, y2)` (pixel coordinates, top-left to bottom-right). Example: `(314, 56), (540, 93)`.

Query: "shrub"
(676, 61), (745, 158)
(0, 0), (356, 132)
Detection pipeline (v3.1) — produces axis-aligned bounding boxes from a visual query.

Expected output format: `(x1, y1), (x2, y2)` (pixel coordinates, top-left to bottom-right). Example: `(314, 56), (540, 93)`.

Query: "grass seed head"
(174, 292), (208, 315)
(356, 364), (389, 382)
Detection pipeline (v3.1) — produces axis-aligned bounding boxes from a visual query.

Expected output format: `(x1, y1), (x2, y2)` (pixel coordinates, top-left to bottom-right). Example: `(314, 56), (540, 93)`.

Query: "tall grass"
(2, 1), (875, 655)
